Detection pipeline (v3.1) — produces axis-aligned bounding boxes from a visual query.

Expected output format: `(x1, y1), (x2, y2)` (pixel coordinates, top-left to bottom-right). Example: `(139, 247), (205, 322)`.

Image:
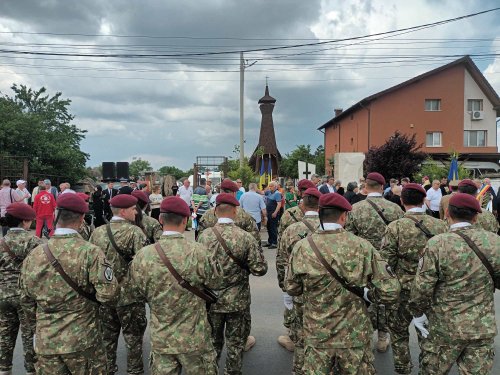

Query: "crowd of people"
(0, 171), (498, 375)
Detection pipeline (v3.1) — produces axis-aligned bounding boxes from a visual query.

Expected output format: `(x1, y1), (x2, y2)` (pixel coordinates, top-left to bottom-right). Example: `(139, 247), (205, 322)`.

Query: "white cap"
(16, 180), (26, 186)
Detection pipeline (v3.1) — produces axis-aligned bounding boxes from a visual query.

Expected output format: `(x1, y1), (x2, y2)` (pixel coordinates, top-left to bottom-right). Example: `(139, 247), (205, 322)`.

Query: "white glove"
(283, 293), (293, 310)
(363, 287), (371, 304)
(412, 314), (429, 338)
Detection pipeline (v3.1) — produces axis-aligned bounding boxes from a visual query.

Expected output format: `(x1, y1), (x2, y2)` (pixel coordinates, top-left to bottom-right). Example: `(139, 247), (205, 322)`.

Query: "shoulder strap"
(212, 227), (249, 271)
(106, 224), (133, 263)
(289, 210), (299, 223)
(301, 218), (316, 233)
(454, 231), (497, 291)
(365, 199), (390, 225)
(154, 243), (217, 303)
(0, 238), (21, 263)
(406, 216), (434, 239)
(42, 244), (99, 304)
(306, 236), (365, 301)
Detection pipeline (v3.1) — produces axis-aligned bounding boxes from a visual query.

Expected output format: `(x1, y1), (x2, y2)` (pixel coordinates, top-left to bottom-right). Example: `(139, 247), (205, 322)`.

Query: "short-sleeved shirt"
(240, 191), (266, 224)
(265, 190), (282, 212)
(426, 188), (442, 212)
(177, 185), (193, 207)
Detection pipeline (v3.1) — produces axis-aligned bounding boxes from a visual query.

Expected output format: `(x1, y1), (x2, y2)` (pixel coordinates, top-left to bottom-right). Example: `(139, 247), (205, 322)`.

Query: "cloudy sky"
(0, 0), (499, 170)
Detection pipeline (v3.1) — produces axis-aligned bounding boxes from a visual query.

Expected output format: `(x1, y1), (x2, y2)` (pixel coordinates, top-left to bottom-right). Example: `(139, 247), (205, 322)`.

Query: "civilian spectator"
(439, 177), (449, 196)
(15, 180), (31, 204)
(422, 176), (431, 191)
(240, 183), (267, 230)
(439, 180), (459, 219)
(351, 183), (368, 204)
(384, 178), (398, 197)
(284, 185), (298, 209)
(343, 182), (358, 204)
(210, 184), (221, 207)
(389, 185), (404, 210)
(400, 177), (410, 186)
(44, 179), (58, 199)
(1, 179), (25, 235)
(336, 186), (345, 196)
(310, 174), (321, 187)
(118, 179), (133, 195)
(192, 182), (209, 239)
(92, 185), (106, 227)
(264, 181), (282, 249)
(236, 179), (245, 200)
(31, 180), (45, 203)
(149, 185), (163, 220)
(319, 176), (335, 194)
(425, 180), (442, 218)
(334, 179), (342, 192)
(33, 185), (56, 237)
(177, 179), (193, 208)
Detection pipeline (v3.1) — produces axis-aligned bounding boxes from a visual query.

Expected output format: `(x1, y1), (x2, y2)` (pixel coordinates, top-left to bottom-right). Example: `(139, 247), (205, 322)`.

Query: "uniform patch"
(104, 266), (113, 281)
(385, 264), (396, 278)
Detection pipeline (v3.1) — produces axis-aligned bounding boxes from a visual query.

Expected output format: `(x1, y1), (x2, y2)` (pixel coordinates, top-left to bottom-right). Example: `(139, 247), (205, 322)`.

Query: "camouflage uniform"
(410, 224), (500, 374)
(277, 214), (320, 375)
(89, 219), (148, 374)
(19, 231), (119, 375)
(345, 195), (404, 336)
(141, 213), (162, 243)
(380, 211), (448, 374)
(128, 232), (223, 375)
(198, 207), (259, 242)
(78, 221), (93, 241)
(439, 192), (456, 220)
(286, 227), (401, 374)
(0, 228), (41, 373)
(474, 210), (498, 233)
(198, 222), (267, 375)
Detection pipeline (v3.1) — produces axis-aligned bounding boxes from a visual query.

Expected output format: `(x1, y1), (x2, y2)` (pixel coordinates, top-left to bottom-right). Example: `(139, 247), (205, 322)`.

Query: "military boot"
(277, 334), (295, 352)
(376, 331), (390, 352)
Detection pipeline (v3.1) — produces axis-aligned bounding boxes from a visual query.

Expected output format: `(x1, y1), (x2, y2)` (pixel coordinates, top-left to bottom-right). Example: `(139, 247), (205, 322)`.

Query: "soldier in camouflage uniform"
(276, 179), (316, 351)
(410, 193), (500, 374)
(286, 193), (401, 374)
(198, 179), (259, 242)
(0, 203), (41, 375)
(89, 194), (148, 374)
(379, 183), (448, 374)
(439, 180), (458, 220)
(198, 193), (267, 375)
(457, 179), (498, 233)
(19, 194), (119, 375)
(132, 190), (162, 243)
(345, 172), (404, 352)
(128, 196), (222, 375)
(277, 188), (320, 375)
(76, 192), (94, 241)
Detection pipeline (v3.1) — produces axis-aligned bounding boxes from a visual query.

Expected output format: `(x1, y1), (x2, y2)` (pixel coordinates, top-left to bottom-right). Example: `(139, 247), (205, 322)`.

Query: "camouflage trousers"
(0, 296), (36, 372)
(368, 301), (387, 334)
(150, 349), (218, 375)
(208, 306), (251, 375)
(387, 290), (422, 374)
(100, 303), (147, 374)
(419, 337), (494, 375)
(283, 306), (293, 329)
(36, 344), (108, 375)
(289, 300), (304, 375)
(303, 343), (375, 375)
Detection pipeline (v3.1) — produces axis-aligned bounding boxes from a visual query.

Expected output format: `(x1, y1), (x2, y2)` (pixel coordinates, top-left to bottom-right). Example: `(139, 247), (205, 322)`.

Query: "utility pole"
(239, 52), (257, 168)
(239, 52), (244, 168)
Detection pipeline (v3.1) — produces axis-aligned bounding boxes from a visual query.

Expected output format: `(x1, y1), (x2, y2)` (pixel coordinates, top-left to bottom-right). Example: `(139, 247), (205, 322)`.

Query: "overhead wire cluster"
(0, 7), (498, 82)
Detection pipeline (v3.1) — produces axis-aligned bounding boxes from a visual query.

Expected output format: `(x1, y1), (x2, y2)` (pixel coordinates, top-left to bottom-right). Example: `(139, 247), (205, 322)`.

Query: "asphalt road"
(10, 229), (500, 374)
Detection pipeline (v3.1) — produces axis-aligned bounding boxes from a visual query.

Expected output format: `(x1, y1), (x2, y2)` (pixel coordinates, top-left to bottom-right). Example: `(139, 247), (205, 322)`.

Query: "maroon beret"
(109, 194), (138, 209)
(298, 179), (315, 190)
(220, 178), (239, 192)
(6, 202), (36, 221)
(76, 192), (89, 202)
(303, 187), (321, 199)
(366, 172), (385, 186)
(458, 179), (477, 190)
(449, 193), (481, 213)
(160, 196), (191, 217)
(57, 193), (88, 214)
(402, 183), (426, 195)
(216, 193), (240, 206)
(319, 193), (352, 212)
(131, 190), (149, 204)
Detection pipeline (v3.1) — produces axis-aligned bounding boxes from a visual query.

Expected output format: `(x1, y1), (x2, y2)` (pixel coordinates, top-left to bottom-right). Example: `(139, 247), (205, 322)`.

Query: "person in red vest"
(33, 184), (56, 237)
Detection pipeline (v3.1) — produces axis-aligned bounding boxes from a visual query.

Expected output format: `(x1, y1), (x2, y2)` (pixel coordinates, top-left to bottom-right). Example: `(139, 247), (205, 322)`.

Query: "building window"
(425, 99), (441, 111)
(467, 99), (483, 112)
(426, 132), (442, 147)
(464, 130), (486, 147)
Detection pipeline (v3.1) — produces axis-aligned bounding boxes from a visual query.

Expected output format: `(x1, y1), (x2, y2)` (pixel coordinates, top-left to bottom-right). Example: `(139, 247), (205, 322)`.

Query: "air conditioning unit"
(471, 110), (484, 120)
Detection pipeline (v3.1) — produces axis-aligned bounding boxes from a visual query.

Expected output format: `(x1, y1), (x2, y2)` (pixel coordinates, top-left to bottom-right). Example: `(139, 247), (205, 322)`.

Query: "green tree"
(280, 144), (325, 178)
(416, 156), (470, 182)
(158, 165), (184, 179)
(228, 165), (257, 188)
(363, 132), (427, 180)
(0, 84), (88, 183)
(129, 158), (152, 178)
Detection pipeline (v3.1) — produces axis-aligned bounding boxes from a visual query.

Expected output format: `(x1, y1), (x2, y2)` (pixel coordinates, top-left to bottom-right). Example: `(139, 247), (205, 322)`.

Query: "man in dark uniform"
(103, 181), (118, 221)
